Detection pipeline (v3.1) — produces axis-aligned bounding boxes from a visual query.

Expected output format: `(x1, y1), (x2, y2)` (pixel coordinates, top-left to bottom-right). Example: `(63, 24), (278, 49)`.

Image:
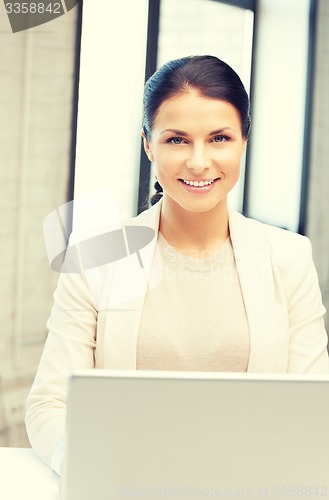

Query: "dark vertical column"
(67, 0), (83, 202)
(242, 0), (258, 216)
(137, 0), (161, 215)
(298, 0), (318, 235)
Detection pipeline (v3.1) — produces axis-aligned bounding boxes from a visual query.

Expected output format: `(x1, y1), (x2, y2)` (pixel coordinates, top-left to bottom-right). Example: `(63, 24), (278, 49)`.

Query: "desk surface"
(0, 447), (59, 500)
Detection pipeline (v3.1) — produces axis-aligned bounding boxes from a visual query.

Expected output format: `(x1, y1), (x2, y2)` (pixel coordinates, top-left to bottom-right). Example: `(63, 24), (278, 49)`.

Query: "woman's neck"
(159, 196), (229, 256)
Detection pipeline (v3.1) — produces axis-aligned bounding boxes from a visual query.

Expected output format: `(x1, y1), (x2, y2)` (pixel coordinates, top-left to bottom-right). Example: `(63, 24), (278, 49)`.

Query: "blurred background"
(0, 0), (328, 447)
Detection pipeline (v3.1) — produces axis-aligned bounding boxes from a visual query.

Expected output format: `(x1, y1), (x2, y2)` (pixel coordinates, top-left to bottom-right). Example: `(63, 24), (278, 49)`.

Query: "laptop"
(61, 370), (329, 500)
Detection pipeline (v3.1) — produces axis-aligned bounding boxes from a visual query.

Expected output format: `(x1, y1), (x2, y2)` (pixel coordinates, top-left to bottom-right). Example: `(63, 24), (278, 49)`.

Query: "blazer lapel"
(229, 210), (279, 372)
(102, 201), (163, 369)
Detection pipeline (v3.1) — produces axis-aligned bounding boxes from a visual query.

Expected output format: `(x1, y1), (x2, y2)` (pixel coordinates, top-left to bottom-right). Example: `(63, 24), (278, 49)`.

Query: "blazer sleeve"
(25, 269), (97, 477)
(283, 235), (329, 373)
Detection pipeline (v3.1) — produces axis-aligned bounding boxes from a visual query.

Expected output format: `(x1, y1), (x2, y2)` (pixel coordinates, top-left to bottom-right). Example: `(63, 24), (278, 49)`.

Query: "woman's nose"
(186, 146), (211, 173)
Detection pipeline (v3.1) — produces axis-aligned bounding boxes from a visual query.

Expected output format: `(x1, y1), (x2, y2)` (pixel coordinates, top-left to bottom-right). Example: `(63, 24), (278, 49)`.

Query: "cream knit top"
(137, 232), (250, 371)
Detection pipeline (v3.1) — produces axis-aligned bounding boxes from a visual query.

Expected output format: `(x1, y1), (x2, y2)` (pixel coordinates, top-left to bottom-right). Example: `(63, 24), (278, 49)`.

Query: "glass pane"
(151, 0), (254, 212)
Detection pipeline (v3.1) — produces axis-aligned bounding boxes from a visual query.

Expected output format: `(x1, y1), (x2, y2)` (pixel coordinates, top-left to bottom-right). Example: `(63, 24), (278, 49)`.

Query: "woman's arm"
(25, 270), (97, 476)
(284, 236), (329, 373)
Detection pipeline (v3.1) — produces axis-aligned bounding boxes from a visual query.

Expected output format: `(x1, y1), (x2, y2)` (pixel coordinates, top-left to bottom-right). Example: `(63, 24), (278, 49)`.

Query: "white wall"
(0, 5), (77, 445)
(247, 0), (310, 231)
(74, 0), (149, 221)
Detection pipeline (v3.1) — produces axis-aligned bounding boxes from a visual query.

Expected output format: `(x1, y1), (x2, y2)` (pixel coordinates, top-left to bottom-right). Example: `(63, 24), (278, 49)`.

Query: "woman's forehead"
(153, 92), (242, 133)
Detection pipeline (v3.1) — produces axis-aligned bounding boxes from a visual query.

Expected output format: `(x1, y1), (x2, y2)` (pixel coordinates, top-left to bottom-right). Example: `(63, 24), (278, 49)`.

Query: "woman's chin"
(164, 196), (227, 215)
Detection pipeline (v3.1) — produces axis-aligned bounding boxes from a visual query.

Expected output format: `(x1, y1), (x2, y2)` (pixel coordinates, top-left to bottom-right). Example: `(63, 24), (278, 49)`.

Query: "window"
(243, 0), (315, 233)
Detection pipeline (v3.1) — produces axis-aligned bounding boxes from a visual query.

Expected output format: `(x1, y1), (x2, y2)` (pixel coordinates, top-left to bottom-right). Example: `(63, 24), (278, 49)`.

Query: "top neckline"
(157, 232), (234, 271)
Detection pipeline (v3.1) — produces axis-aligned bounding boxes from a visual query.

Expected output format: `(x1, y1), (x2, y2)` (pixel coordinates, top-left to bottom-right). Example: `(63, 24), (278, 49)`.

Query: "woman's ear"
(141, 130), (155, 163)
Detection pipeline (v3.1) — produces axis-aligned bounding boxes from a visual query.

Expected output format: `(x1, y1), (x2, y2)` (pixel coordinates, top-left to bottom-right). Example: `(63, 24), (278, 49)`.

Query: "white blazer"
(25, 199), (329, 475)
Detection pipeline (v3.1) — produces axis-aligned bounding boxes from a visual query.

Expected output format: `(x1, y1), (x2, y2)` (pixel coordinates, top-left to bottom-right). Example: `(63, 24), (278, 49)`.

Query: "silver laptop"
(61, 370), (329, 500)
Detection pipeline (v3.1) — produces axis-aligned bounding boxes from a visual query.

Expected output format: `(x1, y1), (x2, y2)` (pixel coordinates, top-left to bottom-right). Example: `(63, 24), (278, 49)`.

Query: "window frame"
(243, 0), (317, 234)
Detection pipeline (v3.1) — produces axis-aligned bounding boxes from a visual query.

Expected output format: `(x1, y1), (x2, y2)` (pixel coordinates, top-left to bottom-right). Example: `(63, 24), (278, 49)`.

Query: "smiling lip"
(179, 177), (220, 193)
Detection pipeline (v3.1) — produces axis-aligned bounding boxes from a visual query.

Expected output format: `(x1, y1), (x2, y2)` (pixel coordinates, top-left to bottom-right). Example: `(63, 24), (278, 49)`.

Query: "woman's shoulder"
(229, 210), (312, 267)
(231, 209), (308, 244)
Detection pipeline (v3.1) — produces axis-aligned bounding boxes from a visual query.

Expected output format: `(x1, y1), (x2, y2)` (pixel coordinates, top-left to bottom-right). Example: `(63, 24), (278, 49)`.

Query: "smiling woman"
(144, 93), (245, 233)
(25, 55), (329, 477)
(141, 56), (249, 254)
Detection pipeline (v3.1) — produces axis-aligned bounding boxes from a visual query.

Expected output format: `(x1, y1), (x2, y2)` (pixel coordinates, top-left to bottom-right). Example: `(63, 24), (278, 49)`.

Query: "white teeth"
(183, 179), (216, 187)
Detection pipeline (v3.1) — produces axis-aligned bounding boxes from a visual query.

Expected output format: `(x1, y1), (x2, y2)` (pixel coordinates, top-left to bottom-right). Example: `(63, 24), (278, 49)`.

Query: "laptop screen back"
(62, 370), (329, 500)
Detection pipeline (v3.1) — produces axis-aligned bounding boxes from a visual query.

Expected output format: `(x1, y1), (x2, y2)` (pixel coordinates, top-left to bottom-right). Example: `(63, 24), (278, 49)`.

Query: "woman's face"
(143, 90), (247, 214)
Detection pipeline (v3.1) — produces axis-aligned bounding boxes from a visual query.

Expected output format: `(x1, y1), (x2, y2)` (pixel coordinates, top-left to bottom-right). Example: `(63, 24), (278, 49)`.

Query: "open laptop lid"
(62, 370), (329, 500)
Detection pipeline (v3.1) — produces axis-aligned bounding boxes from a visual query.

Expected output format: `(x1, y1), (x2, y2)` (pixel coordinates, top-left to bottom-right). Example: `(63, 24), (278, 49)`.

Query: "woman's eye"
(167, 137), (186, 145)
(212, 135), (229, 143)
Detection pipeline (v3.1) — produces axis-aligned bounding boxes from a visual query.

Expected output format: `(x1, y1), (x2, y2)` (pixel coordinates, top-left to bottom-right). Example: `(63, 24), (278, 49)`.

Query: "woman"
(25, 55), (329, 476)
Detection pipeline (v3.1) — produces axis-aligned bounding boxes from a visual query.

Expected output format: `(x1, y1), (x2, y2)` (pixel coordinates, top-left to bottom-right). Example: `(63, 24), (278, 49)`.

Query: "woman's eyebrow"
(209, 128), (238, 135)
(160, 127), (238, 136)
(160, 129), (188, 136)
